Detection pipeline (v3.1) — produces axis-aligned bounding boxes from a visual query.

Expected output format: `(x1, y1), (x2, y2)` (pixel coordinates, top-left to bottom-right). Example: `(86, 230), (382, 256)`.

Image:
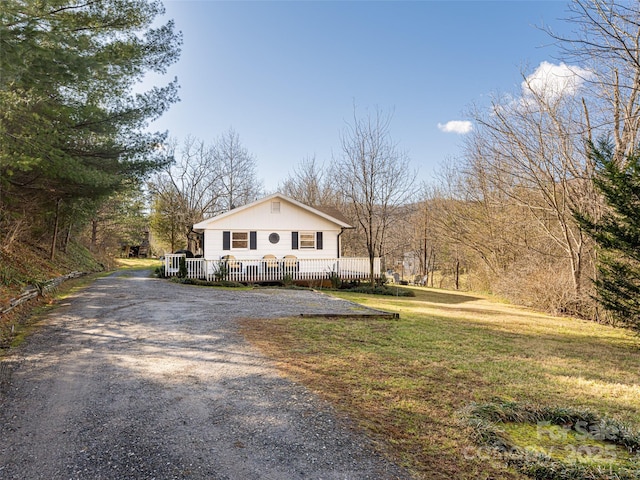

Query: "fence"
(164, 255), (380, 283)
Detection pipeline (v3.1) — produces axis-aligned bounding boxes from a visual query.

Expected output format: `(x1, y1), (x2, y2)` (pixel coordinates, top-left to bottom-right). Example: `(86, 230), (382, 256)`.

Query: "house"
(193, 192), (352, 260)
(163, 193), (381, 284)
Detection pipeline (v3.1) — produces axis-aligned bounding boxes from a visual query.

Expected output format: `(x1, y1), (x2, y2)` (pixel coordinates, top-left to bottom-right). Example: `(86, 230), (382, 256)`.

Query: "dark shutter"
(292, 232), (299, 250)
(223, 231), (230, 250)
(316, 232), (323, 250)
(250, 231), (257, 250)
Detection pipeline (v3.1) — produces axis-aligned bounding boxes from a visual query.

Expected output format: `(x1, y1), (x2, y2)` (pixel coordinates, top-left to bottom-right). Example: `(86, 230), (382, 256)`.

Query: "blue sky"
(145, 0), (573, 191)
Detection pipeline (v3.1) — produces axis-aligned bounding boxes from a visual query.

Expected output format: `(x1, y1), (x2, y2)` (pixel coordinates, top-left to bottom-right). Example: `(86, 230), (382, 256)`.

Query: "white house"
(193, 192), (352, 260)
(164, 193), (380, 284)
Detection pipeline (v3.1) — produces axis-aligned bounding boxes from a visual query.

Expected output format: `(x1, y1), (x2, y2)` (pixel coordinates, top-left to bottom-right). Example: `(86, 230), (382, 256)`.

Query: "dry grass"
(114, 257), (162, 270)
(239, 286), (640, 480)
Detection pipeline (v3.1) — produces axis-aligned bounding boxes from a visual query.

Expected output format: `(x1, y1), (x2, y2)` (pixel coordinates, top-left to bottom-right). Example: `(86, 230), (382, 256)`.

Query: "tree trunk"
(63, 222), (72, 254)
(50, 198), (61, 261)
(369, 251), (376, 287)
(91, 218), (98, 252)
(430, 252), (436, 288)
(422, 237), (428, 276)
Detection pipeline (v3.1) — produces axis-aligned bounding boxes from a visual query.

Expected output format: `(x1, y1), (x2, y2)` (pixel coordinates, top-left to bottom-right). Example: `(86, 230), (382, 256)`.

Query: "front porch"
(163, 254), (380, 284)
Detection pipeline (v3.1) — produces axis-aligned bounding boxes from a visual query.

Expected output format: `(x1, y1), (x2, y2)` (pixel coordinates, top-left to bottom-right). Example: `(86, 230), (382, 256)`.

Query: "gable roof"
(192, 193), (353, 231)
(313, 205), (352, 226)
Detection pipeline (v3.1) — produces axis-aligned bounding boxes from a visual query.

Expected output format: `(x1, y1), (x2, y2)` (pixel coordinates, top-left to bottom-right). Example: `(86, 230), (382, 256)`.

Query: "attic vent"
(271, 201), (281, 213)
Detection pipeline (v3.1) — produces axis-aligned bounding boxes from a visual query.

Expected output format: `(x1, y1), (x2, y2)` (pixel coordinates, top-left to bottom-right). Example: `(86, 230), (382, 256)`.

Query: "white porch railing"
(164, 254), (380, 283)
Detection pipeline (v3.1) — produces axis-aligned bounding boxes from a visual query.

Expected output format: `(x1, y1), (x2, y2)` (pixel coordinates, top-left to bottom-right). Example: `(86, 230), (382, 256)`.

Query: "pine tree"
(0, 0), (181, 250)
(575, 140), (640, 329)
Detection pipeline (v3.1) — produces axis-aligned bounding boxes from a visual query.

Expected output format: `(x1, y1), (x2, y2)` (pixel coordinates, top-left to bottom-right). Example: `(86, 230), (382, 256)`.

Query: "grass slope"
(239, 286), (640, 480)
(0, 242), (107, 303)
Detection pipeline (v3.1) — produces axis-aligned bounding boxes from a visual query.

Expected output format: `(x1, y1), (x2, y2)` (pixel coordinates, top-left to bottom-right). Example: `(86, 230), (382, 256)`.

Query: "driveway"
(0, 270), (411, 479)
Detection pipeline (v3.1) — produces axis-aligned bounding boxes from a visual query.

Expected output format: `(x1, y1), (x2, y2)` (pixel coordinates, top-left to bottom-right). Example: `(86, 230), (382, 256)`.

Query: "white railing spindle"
(163, 254), (379, 283)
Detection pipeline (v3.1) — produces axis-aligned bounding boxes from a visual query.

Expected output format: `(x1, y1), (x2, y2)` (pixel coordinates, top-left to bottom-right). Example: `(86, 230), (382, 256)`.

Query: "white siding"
(203, 229), (341, 260)
(201, 198), (344, 260)
(204, 199), (339, 230)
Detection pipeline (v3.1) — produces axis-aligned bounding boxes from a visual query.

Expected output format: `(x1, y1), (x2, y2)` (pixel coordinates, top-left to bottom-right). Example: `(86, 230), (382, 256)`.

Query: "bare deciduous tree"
(466, 71), (597, 300)
(148, 131), (262, 253)
(549, 0), (640, 162)
(148, 137), (222, 252)
(332, 107), (416, 284)
(430, 159), (526, 290)
(214, 128), (262, 210)
(279, 155), (334, 206)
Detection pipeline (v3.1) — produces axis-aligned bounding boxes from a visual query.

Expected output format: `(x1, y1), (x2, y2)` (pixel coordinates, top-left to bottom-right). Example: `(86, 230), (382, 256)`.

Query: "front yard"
(240, 286), (640, 479)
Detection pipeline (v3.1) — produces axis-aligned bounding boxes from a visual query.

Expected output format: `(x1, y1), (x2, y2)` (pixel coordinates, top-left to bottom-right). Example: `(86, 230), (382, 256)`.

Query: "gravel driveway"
(0, 270), (412, 479)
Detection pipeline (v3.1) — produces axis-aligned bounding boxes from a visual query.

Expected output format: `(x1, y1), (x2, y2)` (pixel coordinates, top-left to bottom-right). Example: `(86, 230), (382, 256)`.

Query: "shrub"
(347, 285), (415, 297)
(460, 399), (640, 480)
(328, 271), (342, 289)
(154, 265), (166, 278)
(169, 277), (244, 288)
(178, 256), (187, 278)
(213, 260), (228, 281)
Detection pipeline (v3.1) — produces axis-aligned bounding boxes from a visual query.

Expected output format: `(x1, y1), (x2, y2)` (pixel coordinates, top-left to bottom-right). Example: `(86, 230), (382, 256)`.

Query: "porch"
(163, 254), (380, 284)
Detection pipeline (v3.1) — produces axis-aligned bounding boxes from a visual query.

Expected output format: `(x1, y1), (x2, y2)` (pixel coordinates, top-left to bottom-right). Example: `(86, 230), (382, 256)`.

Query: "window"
(223, 231), (256, 250)
(291, 231), (323, 250)
(269, 233), (280, 244)
(232, 231), (248, 249)
(271, 201), (281, 213)
(299, 232), (315, 249)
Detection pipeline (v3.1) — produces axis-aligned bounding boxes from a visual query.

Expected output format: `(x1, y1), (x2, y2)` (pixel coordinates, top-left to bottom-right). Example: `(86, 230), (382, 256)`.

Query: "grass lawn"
(114, 257), (162, 270)
(239, 286), (640, 480)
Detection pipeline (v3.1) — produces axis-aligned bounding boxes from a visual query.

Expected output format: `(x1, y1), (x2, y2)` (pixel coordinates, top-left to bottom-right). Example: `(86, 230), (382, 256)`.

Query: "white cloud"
(522, 61), (594, 103)
(437, 120), (473, 134)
